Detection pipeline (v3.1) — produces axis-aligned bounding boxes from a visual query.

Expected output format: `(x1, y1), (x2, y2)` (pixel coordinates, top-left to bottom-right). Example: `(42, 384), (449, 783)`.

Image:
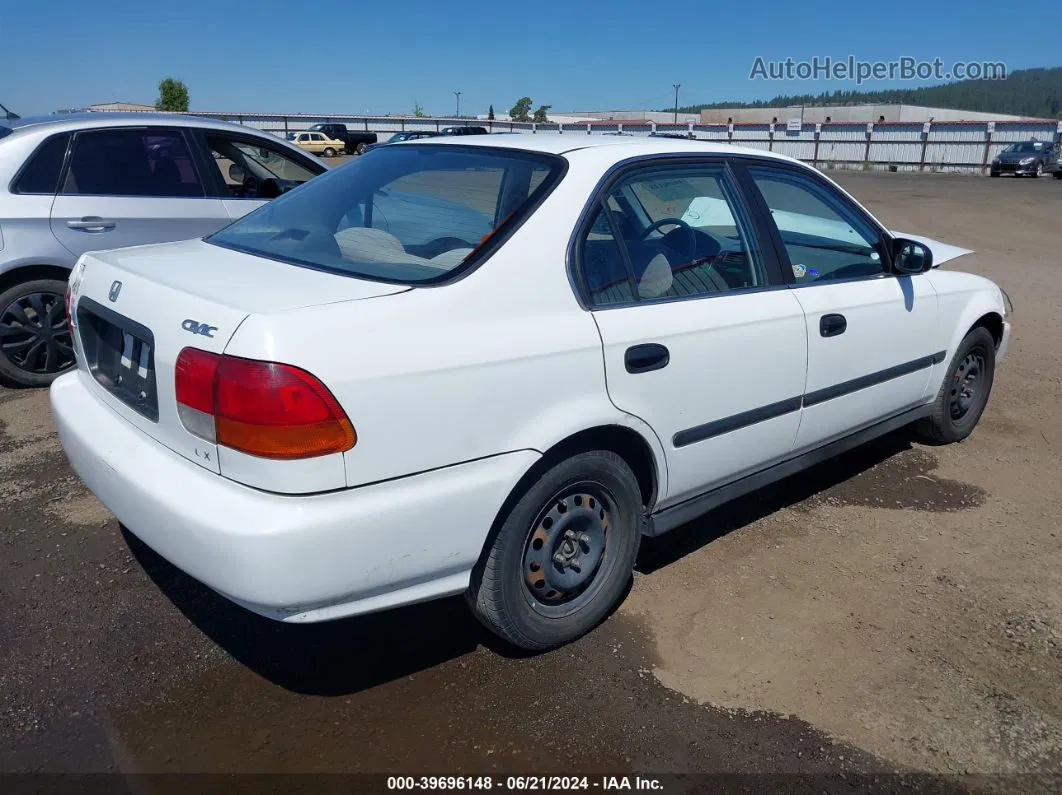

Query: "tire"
(1030, 163), (1043, 178)
(1053, 172), (1062, 180)
(467, 450), (643, 651)
(0, 277), (76, 388)
(355, 142), (367, 156)
(915, 326), (996, 445)
(990, 171), (1000, 178)
(322, 147), (336, 158)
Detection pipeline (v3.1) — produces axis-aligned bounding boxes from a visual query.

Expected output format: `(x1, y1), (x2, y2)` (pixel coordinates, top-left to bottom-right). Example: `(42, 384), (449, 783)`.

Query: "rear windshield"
(208, 145), (564, 283)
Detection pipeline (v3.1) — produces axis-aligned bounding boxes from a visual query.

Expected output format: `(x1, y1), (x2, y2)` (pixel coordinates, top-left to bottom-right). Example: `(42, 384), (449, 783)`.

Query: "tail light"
(175, 348), (356, 460)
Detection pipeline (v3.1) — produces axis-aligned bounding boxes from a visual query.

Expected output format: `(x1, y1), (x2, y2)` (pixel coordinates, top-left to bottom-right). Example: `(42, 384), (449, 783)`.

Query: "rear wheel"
(915, 326), (996, 445)
(0, 277), (76, 388)
(355, 142), (367, 155)
(467, 451), (643, 651)
(1053, 172), (1062, 180)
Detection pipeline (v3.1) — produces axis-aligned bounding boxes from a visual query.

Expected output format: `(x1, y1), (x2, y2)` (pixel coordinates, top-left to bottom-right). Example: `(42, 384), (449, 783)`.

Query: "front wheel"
(0, 277), (76, 388)
(1032, 163), (1043, 178)
(467, 451), (643, 651)
(915, 326), (996, 445)
(322, 147), (336, 158)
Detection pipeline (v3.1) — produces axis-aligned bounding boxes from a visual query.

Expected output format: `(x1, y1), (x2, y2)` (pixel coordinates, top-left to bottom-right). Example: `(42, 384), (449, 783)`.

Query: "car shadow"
(636, 429), (916, 574)
(121, 527), (502, 696)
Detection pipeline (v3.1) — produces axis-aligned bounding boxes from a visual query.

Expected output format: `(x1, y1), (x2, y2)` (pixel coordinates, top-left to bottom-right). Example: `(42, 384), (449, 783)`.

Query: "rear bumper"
(51, 370), (537, 622)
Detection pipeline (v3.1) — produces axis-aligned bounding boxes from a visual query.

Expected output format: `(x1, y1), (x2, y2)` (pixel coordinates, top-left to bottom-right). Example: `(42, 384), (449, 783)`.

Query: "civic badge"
(108, 280), (122, 302)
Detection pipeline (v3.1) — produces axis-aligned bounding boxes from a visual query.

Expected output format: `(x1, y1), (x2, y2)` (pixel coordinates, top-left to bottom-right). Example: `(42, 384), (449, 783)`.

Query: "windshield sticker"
(642, 179), (697, 202)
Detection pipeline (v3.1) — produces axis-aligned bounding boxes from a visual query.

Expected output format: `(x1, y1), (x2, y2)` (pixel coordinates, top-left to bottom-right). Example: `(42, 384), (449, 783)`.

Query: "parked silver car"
(0, 113), (327, 386)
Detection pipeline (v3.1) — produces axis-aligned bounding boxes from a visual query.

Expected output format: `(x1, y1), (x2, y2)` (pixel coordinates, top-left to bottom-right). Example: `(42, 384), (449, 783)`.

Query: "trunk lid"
(69, 238), (407, 473)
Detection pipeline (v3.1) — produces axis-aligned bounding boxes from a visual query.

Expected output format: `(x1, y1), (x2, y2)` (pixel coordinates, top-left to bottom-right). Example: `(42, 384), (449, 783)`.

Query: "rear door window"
(577, 162), (766, 305)
(12, 133), (70, 194)
(62, 129), (204, 198)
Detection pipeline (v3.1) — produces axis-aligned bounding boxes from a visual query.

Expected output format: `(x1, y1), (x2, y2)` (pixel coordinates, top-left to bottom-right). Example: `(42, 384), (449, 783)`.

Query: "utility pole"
(673, 84), (681, 124)
(454, 91), (461, 119)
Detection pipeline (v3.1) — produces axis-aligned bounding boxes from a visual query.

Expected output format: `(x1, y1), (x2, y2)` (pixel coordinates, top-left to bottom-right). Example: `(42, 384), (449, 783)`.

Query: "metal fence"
(125, 110), (1062, 173)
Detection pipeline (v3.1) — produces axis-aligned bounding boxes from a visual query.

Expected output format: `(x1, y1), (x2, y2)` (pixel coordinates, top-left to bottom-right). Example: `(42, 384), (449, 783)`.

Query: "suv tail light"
(175, 348), (356, 460)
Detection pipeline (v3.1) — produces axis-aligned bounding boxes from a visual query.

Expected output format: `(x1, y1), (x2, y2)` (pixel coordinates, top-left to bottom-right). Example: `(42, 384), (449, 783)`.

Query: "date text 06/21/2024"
(386, 776), (664, 791)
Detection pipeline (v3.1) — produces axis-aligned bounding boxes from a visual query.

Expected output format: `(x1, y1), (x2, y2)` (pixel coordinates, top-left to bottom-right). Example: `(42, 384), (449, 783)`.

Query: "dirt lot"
(1, 170), (1060, 793)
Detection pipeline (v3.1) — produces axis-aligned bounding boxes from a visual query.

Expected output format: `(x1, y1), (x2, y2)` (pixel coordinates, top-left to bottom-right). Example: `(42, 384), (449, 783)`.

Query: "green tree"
(487, 104), (495, 121)
(155, 77), (189, 112)
(413, 102), (427, 118)
(509, 97), (532, 122)
(532, 104), (552, 124)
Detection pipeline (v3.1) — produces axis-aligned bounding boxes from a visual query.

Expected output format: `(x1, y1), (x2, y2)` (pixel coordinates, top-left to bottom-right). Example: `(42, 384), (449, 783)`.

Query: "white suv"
(52, 136), (1010, 650)
(0, 112), (325, 386)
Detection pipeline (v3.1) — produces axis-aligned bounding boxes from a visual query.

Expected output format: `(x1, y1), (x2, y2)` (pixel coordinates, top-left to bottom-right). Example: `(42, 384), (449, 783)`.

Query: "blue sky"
(3, 0), (1060, 117)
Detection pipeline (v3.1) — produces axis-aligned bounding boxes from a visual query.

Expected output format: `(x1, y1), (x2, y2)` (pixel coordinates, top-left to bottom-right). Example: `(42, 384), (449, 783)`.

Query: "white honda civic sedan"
(52, 136), (1011, 651)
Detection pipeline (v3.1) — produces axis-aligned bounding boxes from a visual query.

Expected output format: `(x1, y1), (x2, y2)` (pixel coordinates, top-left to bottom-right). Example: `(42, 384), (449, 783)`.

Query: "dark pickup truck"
(309, 123), (378, 155)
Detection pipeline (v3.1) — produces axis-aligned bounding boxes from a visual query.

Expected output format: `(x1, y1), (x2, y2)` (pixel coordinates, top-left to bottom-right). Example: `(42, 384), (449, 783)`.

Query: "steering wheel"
(258, 178), (282, 200)
(240, 174), (260, 198)
(639, 217), (697, 259)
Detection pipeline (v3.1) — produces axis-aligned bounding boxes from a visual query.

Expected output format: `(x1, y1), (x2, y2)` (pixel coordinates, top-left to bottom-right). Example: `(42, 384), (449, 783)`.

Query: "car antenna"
(0, 102), (20, 120)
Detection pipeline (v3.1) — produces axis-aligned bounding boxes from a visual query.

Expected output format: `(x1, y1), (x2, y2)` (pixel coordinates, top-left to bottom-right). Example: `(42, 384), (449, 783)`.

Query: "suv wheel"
(467, 450), (643, 651)
(0, 277), (76, 388)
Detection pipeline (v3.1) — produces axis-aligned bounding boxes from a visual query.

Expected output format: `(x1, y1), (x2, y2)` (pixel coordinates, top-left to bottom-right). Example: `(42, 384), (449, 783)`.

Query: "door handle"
(625, 343), (670, 374)
(66, 216), (116, 232)
(819, 313), (847, 337)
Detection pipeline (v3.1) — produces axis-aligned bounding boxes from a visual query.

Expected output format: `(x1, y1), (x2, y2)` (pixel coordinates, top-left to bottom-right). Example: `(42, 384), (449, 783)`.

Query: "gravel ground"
(1, 170), (1060, 794)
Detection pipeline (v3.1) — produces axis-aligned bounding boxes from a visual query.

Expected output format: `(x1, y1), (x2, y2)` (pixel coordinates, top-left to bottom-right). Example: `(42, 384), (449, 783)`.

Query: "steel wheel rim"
(0, 291), (75, 375)
(949, 348), (986, 420)
(521, 483), (614, 618)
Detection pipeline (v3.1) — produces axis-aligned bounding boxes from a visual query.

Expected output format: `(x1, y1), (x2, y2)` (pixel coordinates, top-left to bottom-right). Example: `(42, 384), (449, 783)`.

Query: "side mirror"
(228, 164), (246, 183)
(891, 237), (933, 274)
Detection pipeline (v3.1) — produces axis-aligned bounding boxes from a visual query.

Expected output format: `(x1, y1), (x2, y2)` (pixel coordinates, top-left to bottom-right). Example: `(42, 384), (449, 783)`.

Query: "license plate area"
(76, 297), (159, 422)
